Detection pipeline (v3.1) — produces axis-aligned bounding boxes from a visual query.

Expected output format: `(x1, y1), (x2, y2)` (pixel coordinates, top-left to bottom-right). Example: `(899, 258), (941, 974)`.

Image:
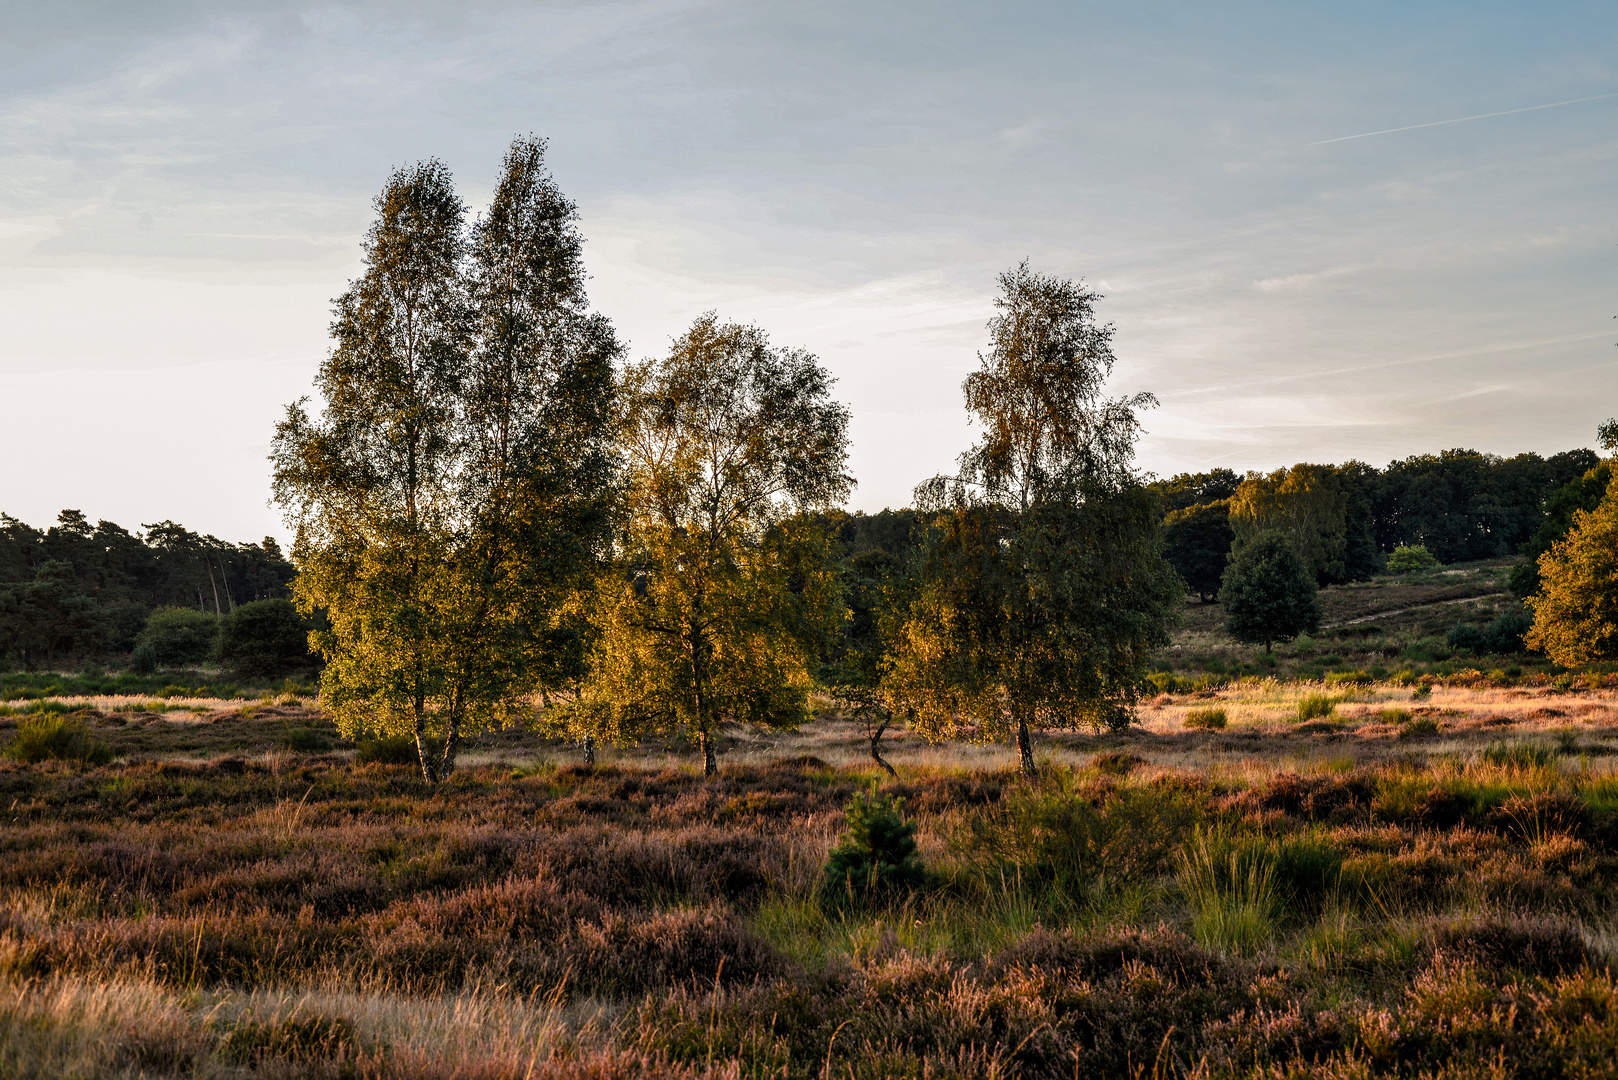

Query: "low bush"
(1386, 544), (1438, 573)
(1399, 716), (1440, 739)
(215, 599), (315, 680)
(4, 715), (114, 765)
(1296, 693), (1337, 722)
(1448, 606), (1534, 656)
(819, 789), (927, 910)
(1324, 670), (1373, 686)
(1146, 671), (1181, 694)
(959, 774), (1199, 905)
(134, 607), (218, 669)
(354, 733), (430, 765)
(1184, 707), (1227, 730)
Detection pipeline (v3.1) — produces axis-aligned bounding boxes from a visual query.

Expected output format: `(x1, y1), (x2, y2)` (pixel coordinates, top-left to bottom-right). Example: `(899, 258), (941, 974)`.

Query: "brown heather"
(5, 687), (1618, 1077)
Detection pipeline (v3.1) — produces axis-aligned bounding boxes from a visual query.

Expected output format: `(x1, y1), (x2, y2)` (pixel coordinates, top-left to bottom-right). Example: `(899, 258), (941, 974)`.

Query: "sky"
(1, 1), (1615, 543)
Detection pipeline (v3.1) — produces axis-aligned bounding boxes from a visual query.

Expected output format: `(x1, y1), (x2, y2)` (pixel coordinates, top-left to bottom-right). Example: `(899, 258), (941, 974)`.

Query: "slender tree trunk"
(1016, 717), (1035, 778)
(582, 735), (596, 767)
(205, 562), (223, 616)
(413, 685), (438, 784)
(698, 726), (717, 777)
(869, 716), (897, 779)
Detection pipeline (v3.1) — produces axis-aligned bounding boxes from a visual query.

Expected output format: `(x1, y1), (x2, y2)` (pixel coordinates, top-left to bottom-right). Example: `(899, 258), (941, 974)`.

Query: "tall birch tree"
(888, 263), (1180, 777)
(564, 315), (851, 776)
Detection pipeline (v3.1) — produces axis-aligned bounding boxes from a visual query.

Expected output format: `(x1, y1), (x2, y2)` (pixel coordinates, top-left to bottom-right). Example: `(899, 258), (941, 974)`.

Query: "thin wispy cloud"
(1309, 92), (1618, 146)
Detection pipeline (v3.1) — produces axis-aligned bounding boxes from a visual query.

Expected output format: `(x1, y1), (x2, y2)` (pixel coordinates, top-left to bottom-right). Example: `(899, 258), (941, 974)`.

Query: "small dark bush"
(354, 733), (429, 765)
(1449, 606), (1534, 656)
(215, 599), (314, 680)
(1296, 693), (1337, 721)
(5, 716), (114, 765)
(1398, 716), (1440, 739)
(819, 789), (927, 909)
(134, 607), (218, 668)
(1092, 751), (1147, 775)
(218, 1011), (361, 1065)
(1431, 916), (1592, 977)
(283, 723), (334, 752)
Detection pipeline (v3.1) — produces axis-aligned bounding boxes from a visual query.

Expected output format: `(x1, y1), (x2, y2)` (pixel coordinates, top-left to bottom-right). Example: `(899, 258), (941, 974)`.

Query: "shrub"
(354, 733), (430, 765)
(1399, 717), (1440, 739)
(215, 600), (314, 680)
(283, 722), (334, 752)
(1411, 683), (1432, 700)
(1379, 707), (1413, 724)
(1386, 544), (1438, 573)
(1184, 707), (1227, 730)
(1092, 751), (1147, 775)
(134, 607), (218, 669)
(1324, 670), (1373, 686)
(4, 715), (113, 765)
(1146, 671), (1181, 694)
(819, 789), (927, 910)
(1450, 607), (1533, 656)
(1296, 693), (1337, 722)
(960, 776), (1198, 901)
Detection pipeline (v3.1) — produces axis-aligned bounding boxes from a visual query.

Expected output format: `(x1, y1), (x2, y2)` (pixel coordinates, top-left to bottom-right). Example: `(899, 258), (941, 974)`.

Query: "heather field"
(4, 674), (1618, 1079)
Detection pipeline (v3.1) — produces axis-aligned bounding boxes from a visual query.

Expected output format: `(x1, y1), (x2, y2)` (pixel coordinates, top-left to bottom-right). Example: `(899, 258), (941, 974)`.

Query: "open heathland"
(5, 678), (1618, 1078)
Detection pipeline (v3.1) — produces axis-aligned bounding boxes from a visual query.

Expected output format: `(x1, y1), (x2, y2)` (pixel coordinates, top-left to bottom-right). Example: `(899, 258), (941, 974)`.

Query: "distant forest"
(0, 512), (293, 668)
(0, 444), (1601, 672)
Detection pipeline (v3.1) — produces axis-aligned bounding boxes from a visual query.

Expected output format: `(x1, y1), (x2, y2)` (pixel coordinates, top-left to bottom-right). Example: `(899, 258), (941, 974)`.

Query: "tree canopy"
(562, 314), (852, 775)
(1525, 486), (1618, 666)
(1219, 533), (1320, 653)
(890, 263), (1179, 776)
(273, 140), (619, 783)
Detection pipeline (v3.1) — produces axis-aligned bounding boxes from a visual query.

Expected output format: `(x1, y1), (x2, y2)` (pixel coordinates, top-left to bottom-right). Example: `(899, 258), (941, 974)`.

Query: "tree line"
(1154, 448), (1607, 604)
(0, 512), (295, 670)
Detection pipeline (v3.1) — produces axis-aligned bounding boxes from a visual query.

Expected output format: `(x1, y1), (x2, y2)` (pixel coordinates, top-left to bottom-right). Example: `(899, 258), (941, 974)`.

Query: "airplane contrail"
(1309, 92), (1618, 145)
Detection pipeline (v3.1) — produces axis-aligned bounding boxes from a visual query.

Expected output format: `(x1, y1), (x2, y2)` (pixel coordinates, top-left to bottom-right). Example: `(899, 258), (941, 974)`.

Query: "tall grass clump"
(958, 769), (1198, 914)
(1295, 693), (1337, 722)
(1481, 739), (1557, 771)
(4, 715), (113, 765)
(819, 789), (927, 911)
(1178, 830), (1276, 956)
(1184, 707), (1227, 730)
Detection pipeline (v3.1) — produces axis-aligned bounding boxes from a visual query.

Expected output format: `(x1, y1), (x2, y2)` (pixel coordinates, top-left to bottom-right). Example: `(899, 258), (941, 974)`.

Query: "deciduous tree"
(273, 141), (618, 783)
(1163, 500), (1234, 601)
(564, 315), (851, 776)
(888, 263), (1180, 777)
(1525, 487), (1618, 666)
(1219, 533), (1319, 652)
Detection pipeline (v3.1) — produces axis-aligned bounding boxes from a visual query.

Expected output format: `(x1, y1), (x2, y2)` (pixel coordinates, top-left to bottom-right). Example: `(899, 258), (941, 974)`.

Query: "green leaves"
(272, 141), (618, 783)
(1218, 532), (1320, 652)
(889, 265), (1180, 773)
(566, 316), (851, 775)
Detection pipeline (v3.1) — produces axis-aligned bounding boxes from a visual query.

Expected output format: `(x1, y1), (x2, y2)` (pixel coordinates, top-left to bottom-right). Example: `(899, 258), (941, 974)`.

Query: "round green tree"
(215, 599), (312, 681)
(1219, 533), (1319, 652)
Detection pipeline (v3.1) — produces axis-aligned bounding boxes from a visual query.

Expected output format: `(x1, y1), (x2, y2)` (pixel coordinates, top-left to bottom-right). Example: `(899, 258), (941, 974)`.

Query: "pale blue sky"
(2, 1), (1615, 540)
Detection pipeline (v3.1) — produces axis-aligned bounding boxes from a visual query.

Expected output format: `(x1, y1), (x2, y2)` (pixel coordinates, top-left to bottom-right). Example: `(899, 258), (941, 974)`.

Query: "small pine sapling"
(820, 789), (928, 910)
